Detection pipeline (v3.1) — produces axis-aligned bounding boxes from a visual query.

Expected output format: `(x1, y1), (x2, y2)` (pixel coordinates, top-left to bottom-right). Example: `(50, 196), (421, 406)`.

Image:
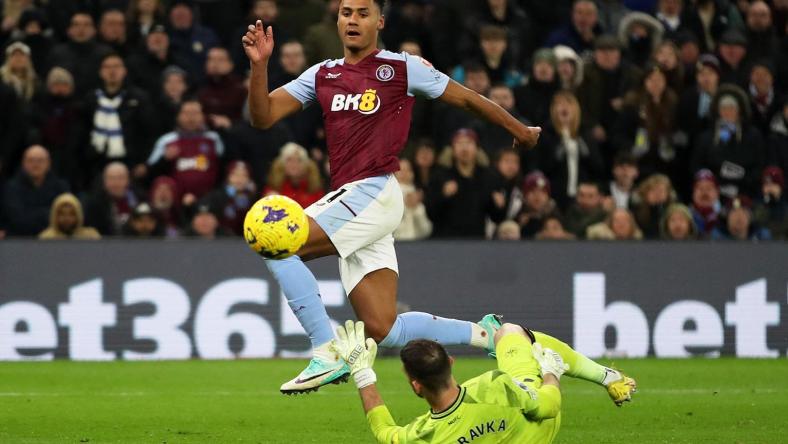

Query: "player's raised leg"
(531, 331), (637, 406)
(271, 217), (350, 395)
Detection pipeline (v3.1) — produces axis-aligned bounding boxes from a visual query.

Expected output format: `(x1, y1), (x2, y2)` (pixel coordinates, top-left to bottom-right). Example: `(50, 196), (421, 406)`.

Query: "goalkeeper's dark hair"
(400, 340), (452, 393)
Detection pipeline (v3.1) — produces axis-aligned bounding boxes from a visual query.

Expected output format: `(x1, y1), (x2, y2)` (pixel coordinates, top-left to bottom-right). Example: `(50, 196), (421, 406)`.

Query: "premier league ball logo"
(376, 64), (394, 82)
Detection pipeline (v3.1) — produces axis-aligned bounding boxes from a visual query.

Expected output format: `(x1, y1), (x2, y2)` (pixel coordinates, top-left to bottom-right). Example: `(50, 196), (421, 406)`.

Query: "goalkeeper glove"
(532, 342), (569, 379)
(332, 320), (378, 389)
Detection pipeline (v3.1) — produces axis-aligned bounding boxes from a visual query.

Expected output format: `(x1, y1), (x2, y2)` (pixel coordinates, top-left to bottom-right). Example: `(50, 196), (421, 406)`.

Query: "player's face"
(337, 0), (384, 52)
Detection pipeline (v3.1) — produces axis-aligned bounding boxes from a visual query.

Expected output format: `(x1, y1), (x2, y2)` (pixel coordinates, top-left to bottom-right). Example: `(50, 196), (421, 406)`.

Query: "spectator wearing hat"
(553, 45), (584, 92)
(539, 91), (605, 209)
(606, 152), (639, 209)
(631, 173), (676, 238)
(692, 84), (765, 199)
(30, 67), (80, 188)
(427, 128), (506, 238)
(563, 181), (607, 238)
(13, 8), (54, 76)
(80, 52), (156, 188)
(82, 162), (141, 236)
(678, 54), (721, 147)
(659, 203), (699, 240)
(516, 170), (560, 239)
(126, 0), (167, 47)
(618, 11), (665, 69)
(514, 48), (560, 129)
(683, 0), (745, 53)
(747, 61), (781, 136)
(201, 160), (256, 236)
(577, 34), (642, 148)
(123, 202), (164, 237)
(1, 41), (39, 103)
(546, 0), (603, 56)
(612, 64), (679, 181)
(768, 100), (788, 174)
(393, 158), (433, 241)
(716, 29), (750, 88)
(47, 12), (112, 97)
(148, 175), (184, 237)
(745, 1), (780, 62)
(587, 207), (644, 240)
(263, 142), (324, 209)
(711, 195), (771, 240)
(2, 145), (69, 236)
(127, 24), (189, 99)
(39, 192), (101, 240)
(97, 9), (130, 58)
(753, 166), (787, 239)
(197, 46), (247, 128)
(689, 168), (722, 236)
(166, 0), (219, 82)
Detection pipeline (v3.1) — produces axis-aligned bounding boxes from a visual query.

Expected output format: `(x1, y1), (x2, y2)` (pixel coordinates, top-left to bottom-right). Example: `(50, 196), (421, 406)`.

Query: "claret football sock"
(379, 312), (473, 348)
(265, 255), (335, 348)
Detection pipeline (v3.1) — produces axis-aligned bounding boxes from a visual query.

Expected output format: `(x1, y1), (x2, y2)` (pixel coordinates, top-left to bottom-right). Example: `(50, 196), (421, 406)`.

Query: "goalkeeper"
(333, 320), (636, 444)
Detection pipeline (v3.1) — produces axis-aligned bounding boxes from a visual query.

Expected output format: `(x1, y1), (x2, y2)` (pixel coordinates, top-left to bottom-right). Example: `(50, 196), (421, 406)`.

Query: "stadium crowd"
(0, 0), (786, 241)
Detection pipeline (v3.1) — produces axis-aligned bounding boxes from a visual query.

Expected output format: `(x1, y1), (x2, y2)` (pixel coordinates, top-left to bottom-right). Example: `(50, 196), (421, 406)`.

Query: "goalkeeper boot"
(280, 354), (350, 395)
(604, 369), (637, 406)
(477, 314), (503, 358)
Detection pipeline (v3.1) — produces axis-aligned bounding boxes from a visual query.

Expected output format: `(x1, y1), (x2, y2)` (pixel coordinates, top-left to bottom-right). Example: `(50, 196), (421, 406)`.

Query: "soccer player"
(333, 320), (637, 443)
(242, 0), (542, 394)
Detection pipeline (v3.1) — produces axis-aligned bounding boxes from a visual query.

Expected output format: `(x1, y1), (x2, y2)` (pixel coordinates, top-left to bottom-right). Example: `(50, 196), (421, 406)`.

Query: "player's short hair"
(400, 340), (452, 393)
(373, 0), (386, 11)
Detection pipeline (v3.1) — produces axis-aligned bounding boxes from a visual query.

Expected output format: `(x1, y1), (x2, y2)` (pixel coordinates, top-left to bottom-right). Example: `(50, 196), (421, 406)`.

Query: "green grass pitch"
(1, 358), (786, 443)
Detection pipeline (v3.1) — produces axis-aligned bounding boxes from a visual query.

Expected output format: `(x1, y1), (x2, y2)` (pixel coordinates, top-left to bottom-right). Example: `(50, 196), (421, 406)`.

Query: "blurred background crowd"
(0, 0), (785, 242)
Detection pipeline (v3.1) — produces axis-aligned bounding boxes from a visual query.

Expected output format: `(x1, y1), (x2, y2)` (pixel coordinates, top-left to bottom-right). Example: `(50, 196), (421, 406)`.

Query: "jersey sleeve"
(282, 62), (321, 107)
(367, 405), (404, 443)
(405, 53), (449, 99)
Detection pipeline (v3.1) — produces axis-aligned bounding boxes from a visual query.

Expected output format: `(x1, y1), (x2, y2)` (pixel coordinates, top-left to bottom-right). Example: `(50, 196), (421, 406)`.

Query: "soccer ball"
(244, 195), (309, 259)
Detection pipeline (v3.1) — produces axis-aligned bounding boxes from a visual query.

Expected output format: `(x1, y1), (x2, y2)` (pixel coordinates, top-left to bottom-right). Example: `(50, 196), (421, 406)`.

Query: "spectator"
(612, 64), (679, 180)
(692, 84), (765, 199)
(231, 0), (289, 76)
(596, 0), (631, 34)
(127, 24), (188, 99)
(302, 0), (343, 65)
(82, 162), (140, 236)
(577, 35), (642, 148)
(514, 48), (559, 129)
(147, 99), (225, 200)
(553, 45), (584, 92)
(689, 168), (722, 236)
(747, 61), (781, 136)
(270, 40), (307, 90)
(393, 158), (432, 241)
(82, 53), (155, 188)
(184, 203), (228, 239)
(618, 11), (665, 69)
(201, 160), (256, 236)
(520, 0), (573, 48)
(451, 25), (523, 88)
(607, 152), (639, 209)
(716, 29), (749, 87)
(13, 9), (55, 76)
(47, 12), (111, 97)
(659, 203), (699, 240)
(263, 142), (324, 209)
(495, 220), (521, 240)
(381, 0), (431, 60)
(655, 0), (690, 41)
(678, 54), (721, 148)
(653, 40), (686, 94)
(97, 9), (129, 57)
(167, 0), (219, 81)
(1, 41), (38, 103)
(492, 147), (523, 221)
(2, 145), (69, 236)
(769, 101), (788, 174)
(122, 201), (163, 237)
(753, 166), (787, 239)
(711, 195), (771, 240)
(546, 0), (602, 56)
(464, 0), (535, 69)
(426, 128), (506, 238)
(152, 65), (190, 136)
(631, 173), (675, 238)
(562, 181), (607, 238)
(412, 139), (437, 191)
(0, 80), (26, 179)
(587, 207), (644, 240)
(538, 91), (605, 209)
(535, 215), (576, 240)
(433, 63), (488, 147)
(683, 0), (745, 53)
(38, 192), (101, 239)
(516, 170), (560, 239)
(149, 175), (183, 237)
(476, 84), (527, 158)
(745, 1), (779, 61)
(126, 0), (166, 46)
(198, 46), (247, 127)
(30, 67), (80, 188)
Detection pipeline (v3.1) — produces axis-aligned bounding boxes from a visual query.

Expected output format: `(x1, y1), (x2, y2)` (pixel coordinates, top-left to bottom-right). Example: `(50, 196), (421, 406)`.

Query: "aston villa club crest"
(376, 64), (394, 82)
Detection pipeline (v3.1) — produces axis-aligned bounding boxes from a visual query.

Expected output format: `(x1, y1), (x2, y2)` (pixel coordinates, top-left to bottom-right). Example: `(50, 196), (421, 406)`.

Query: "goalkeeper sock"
(265, 255), (334, 348)
(379, 312), (472, 347)
(532, 331), (611, 385)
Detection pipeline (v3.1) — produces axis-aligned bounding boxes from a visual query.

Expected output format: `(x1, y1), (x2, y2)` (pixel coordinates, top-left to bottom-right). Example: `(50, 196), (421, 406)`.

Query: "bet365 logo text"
(330, 89), (381, 114)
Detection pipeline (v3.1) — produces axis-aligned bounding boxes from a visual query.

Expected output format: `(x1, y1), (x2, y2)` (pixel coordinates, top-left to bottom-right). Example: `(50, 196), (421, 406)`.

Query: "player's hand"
(242, 20), (274, 64)
(513, 126), (541, 150)
(332, 320), (378, 389)
(532, 342), (569, 379)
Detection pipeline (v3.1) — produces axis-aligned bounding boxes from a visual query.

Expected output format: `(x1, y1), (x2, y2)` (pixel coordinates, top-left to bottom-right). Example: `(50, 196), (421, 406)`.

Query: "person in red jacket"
(263, 142), (325, 208)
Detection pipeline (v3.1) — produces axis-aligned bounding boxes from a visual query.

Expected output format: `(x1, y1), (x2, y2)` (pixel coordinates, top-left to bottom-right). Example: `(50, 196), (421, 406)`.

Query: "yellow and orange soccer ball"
(243, 195), (309, 259)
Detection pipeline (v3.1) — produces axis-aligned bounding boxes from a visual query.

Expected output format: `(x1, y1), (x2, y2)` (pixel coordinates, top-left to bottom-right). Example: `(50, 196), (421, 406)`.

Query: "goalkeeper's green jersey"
(366, 334), (561, 444)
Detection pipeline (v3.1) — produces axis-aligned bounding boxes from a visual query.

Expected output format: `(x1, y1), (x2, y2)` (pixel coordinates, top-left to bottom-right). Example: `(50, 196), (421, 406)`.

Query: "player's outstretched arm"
(242, 20), (301, 129)
(438, 79), (541, 149)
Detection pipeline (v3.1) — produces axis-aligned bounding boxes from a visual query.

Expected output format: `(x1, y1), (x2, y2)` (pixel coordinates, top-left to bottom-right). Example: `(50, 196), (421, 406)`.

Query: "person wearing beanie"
(716, 29), (750, 88)
(692, 85), (766, 199)
(516, 170), (560, 239)
(689, 168), (722, 237)
(753, 166), (787, 239)
(513, 48), (559, 129)
(13, 8), (54, 76)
